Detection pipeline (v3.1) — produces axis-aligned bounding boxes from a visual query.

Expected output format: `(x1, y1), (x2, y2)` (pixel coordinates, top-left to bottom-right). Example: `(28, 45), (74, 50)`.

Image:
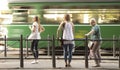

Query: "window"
(43, 9), (120, 24)
(0, 10), (12, 24)
(1, 7), (119, 24)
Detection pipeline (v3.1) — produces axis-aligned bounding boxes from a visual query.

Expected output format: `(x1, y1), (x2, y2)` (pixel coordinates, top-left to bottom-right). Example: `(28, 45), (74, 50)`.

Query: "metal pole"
(52, 35), (56, 68)
(113, 35), (116, 57)
(4, 35), (7, 57)
(26, 36), (28, 58)
(20, 35), (24, 68)
(119, 46), (120, 68)
(119, 36), (120, 68)
(47, 34), (50, 56)
(85, 36), (88, 68)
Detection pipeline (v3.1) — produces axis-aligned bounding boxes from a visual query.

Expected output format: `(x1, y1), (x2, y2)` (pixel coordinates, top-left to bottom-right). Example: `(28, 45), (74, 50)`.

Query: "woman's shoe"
(92, 64), (100, 67)
(65, 64), (67, 67)
(31, 60), (36, 64)
(67, 64), (71, 67)
(31, 60), (38, 64)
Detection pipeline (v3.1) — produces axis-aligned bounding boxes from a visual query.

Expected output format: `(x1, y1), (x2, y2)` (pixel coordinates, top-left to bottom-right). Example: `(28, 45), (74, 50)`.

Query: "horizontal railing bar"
(0, 38), (20, 41)
(57, 38), (120, 41)
(89, 39), (120, 41)
(24, 38), (53, 41)
(0, 57), (118, 60)
(0, 37), (119, 41)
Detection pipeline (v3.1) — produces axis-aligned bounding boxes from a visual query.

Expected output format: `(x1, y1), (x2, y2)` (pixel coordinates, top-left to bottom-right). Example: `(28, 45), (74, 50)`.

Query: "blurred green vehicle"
(1, 0), (120, 49)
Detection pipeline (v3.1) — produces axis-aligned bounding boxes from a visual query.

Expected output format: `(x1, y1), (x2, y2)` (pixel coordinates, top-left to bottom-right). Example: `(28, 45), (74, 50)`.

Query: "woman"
(57, 14), (74, 67)
(28, 16), (45, 64)
(85, 18), (102, 67)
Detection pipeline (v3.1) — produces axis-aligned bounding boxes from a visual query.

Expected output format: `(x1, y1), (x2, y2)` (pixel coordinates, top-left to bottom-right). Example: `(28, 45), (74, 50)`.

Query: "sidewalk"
(0, 56), (119, 70)
(0, 47), (120, 70)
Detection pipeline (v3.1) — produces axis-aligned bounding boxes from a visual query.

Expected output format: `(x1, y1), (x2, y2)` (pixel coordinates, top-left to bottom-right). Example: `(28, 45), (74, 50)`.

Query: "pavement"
(0, 47), (120, 70)
(0, 55), (120, 70)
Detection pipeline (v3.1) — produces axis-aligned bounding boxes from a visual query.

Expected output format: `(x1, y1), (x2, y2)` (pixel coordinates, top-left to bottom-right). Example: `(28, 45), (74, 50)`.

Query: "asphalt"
(0, 55), (120, 70)
(0, 47), (120, 70)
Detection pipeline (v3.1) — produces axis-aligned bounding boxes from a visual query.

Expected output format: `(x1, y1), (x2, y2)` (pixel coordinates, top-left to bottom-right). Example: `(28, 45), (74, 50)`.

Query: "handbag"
(88, 41), (94, 49)
(60, 22), (65, 46)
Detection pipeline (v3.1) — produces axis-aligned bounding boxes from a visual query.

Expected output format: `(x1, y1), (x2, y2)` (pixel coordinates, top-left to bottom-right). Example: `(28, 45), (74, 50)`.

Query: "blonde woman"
(28, 16), (45, 64)
(85, 18), (102, 67)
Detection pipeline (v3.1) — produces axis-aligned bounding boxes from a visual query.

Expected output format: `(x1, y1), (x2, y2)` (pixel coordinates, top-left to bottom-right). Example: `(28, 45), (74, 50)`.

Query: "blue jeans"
(63, 44), (73, 63)
(31, 40), (39, 59)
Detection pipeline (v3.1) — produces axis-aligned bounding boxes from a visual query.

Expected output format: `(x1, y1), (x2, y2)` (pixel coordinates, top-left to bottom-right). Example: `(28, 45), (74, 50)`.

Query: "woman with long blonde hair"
(28, 16), (45, 64)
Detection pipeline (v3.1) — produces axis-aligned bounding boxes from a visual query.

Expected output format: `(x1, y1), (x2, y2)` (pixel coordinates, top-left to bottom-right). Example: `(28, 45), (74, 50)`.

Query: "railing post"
(113, 35), (116, 57)
(119, 36), (120, 68)
(20, 35), (24, 68)
(85, 36), (88, 68)
(47, 34), (50, 56)
(26, 36), (29, 58)
(52, 35), (56, 68)
(119, 46), (120, 68)
(4, 35), (7, 57)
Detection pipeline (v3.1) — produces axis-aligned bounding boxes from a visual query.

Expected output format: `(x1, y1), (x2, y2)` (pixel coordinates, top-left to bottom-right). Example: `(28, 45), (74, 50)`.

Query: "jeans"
(31, 40), (39, 59)
(63, 44), (73, 63)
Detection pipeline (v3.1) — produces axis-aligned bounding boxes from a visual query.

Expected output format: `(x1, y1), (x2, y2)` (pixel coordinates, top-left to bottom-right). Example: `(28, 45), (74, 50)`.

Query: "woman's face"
(90, 20), (96, 26)
(33, 17), (36, 22)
